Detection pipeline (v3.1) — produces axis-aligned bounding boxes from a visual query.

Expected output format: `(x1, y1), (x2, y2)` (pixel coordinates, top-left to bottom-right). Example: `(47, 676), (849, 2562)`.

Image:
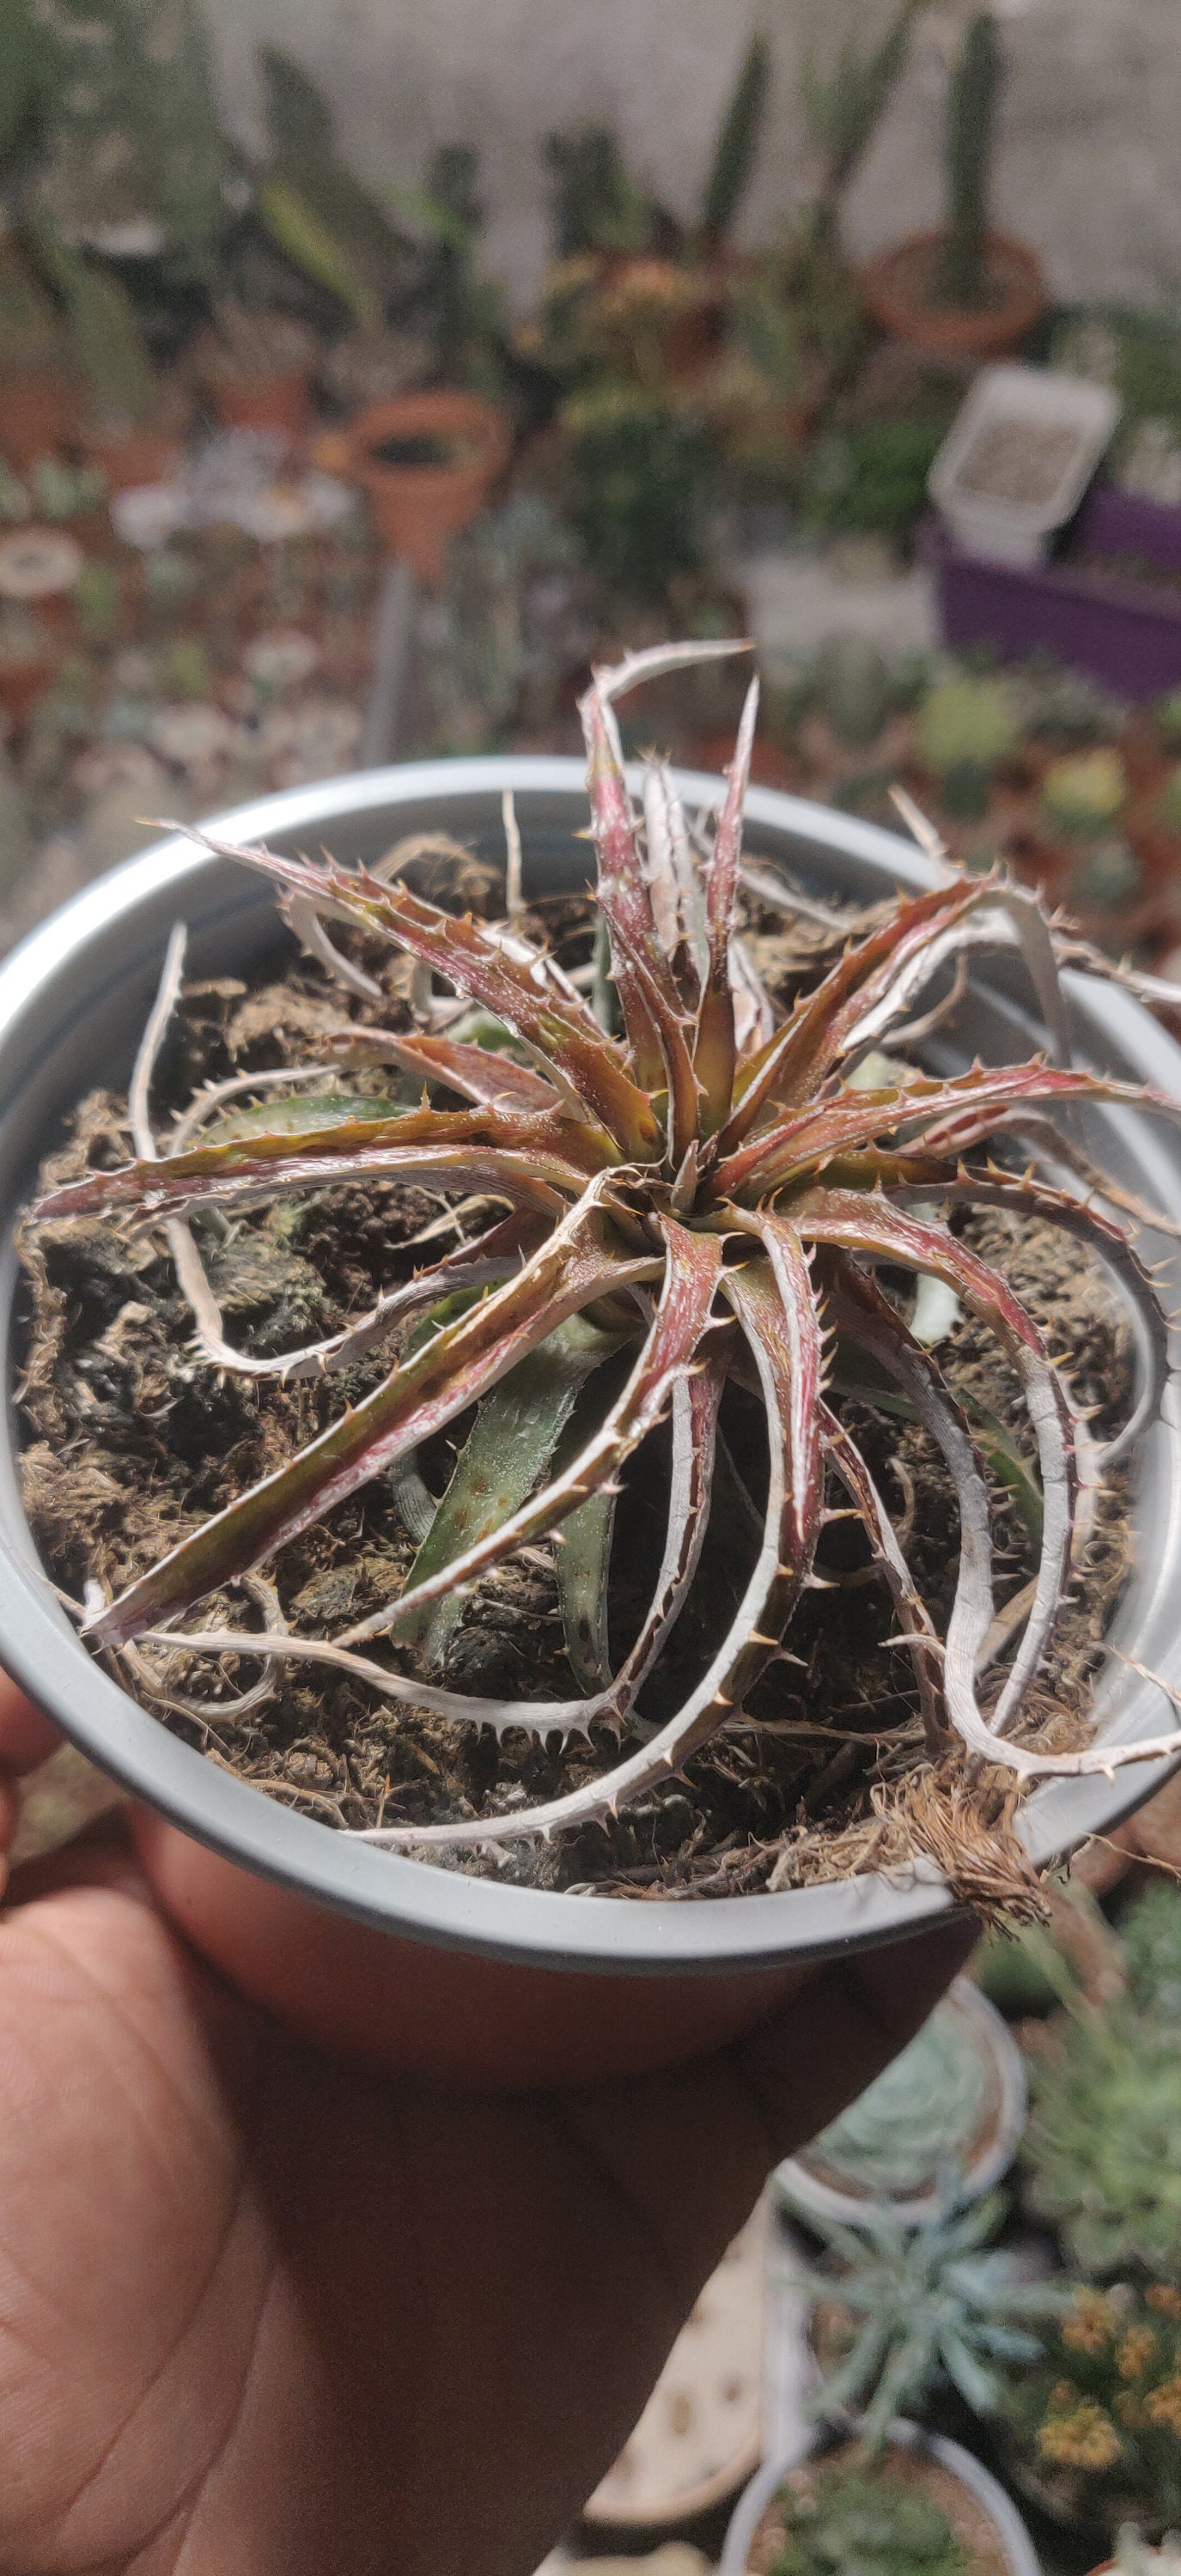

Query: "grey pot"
(719, 2420), (1042, 2576)
(1, 758), (1179, 1988)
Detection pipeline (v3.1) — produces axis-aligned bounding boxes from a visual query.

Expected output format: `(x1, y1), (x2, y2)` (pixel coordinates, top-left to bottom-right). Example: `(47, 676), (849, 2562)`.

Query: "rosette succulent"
(27, 637), (1181, 1859)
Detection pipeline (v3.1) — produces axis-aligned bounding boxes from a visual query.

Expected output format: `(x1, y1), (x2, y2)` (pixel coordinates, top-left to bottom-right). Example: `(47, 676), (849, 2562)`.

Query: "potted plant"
(1005, 2280), (1181, 2543)
(315, 387), (511, 580)
(2, 647), (1181, 2087)
(862, 13), (1046, 361)
(789, 2183), (1065, 2442)
(774, 1975), (1026, 2227)
(33, 233), (191, 491)
(1020, 1915), (1181, 2282)
(195, 305), (320, 449)
(721, 2422), (1040, 2575)
(0, 253), (82, 469)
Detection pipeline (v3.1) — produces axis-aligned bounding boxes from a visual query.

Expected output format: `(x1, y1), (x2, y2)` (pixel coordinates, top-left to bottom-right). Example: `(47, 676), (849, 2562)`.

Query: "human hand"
(0, 1674), (974, 2576)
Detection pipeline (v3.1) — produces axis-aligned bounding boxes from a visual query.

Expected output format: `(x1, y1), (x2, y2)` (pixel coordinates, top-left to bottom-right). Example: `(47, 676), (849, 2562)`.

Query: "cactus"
(1120, 1882), (1181, 2020)
(1022, 1990), (1181, 2281)
(942, 14), (1000, 309)
(700, 34), (770, 248)
(564, 389), (712, 598)
(803, 1), (921, 243)
(1007, 2281), (1181, 2540)
(782, 1989), (994, 2208)
(1069, 839), (1144, 915)
(33, 227), (155, 429)
(797, 2191), (1064, 2446)
(803, 418), (945, 544)
(1040, 749), (1129, 836)
(544, 127), (654, 259)
(764, 2452), (967, 2575)
(916, 674), (1020, 821)
(38, 0), (231, 281)
(813, 640), (897, 750)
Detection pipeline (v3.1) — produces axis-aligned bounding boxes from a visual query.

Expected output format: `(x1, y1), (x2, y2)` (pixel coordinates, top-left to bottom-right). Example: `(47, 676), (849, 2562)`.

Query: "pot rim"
(0, 756), (1178, 1978)
(718, 2419), (1042, 2576)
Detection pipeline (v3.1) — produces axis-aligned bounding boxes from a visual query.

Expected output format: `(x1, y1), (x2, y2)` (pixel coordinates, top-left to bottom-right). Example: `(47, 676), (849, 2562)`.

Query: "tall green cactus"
(943, 12), (1000, 308)
(700, 33), (770, 248)
(803, 0), (921, 244)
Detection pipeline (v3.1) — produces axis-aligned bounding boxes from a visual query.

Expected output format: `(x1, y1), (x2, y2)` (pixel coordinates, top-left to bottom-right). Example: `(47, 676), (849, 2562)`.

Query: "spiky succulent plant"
(27, 638), (1181, 1860)
(797, 2189), (1067, 2447)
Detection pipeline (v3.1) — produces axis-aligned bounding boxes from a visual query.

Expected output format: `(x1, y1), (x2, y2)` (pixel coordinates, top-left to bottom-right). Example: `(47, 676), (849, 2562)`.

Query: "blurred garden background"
(6, 8), (1181, 2571)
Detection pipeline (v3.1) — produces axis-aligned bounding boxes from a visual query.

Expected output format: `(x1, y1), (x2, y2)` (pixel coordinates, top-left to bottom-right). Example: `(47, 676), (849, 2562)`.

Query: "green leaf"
(401, 1312), (629, 1662)
(206, 1092), (407, 1142)
(257, 177), (381, 329)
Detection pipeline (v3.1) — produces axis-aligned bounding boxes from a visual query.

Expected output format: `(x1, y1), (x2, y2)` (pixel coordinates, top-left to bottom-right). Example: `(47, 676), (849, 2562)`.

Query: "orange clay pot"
(82, 417), (189, 491)
(322, 391), (511, 583)
(0, 647), (55, 731)
(861, 230), (1047, 362)
(209, 367), (314, 452)
(131, 1807), (809, 2092)
(0, 368), (83, 471)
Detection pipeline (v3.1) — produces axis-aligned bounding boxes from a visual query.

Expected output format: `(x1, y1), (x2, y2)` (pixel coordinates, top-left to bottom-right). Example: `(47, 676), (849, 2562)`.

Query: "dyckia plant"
(31, 640), (1181, 1858)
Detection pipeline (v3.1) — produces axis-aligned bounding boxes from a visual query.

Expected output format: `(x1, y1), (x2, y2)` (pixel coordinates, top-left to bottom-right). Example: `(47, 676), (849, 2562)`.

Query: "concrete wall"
(203, 0), (1181, 315)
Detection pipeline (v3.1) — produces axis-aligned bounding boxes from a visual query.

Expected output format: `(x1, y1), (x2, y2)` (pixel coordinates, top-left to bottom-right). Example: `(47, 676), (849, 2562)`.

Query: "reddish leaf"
(34, 1105), (603, 1227)
(87, 1194), (663, 1644)
(177, 827), (662, 1159)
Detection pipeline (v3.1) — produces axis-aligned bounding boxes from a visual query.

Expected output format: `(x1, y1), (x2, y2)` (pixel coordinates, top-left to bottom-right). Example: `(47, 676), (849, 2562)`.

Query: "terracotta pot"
(0, 368), (83, 471)
(861, 230), (1047, 362)
(0, 647), (55, 731)
(83, 417), (189, 492)
(331, 391), (512, 581)
(209, 368), (314, 452)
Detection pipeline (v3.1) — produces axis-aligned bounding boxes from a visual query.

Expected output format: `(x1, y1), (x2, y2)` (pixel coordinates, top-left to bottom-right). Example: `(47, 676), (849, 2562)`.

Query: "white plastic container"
(930, 363), (1120, 567)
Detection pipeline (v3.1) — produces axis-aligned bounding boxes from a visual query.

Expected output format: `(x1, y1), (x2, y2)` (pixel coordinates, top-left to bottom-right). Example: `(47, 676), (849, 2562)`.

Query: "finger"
(546, 1917), (977, 2318)
(735, 1914), (979, 2165)
(0, 1672), (63, 1776)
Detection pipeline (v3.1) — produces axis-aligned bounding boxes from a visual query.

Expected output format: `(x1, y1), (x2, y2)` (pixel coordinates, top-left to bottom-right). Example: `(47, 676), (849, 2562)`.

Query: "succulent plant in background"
(698, 34), (771, 252)
(1022, 1987), (1181, 2281)
(762, 2451), (968, 2576)
(544, 127), (663, 262)
(564, 390), (714, 597)
(797, 2190), (1066, 2447)
(1006, 2281), (1181, 2540)
(1153, 767), (1181, 838)
(1119, 1881), (1181, 2020)
(28, 0), (232, 282)
(941, 12), (1001, 310)
(802, 0), (922, 248)
(24, 638), (1181, 1862)
(777, 1986), (997, 2214)
(916, 674), (1020, 821)
(813, 640), (898, 750)
(802, 418), (947, 545)
(1040, 750), (1129, 839)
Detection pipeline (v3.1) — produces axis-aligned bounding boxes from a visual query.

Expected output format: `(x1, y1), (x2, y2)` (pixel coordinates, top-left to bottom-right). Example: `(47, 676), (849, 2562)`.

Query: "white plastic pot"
(721, 2421), (1042, 2576)
(930, 363), (1121, 566)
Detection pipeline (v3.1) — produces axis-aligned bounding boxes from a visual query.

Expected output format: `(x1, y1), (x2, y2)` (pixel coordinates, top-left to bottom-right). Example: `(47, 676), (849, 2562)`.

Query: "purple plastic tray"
(927, 483), (1181, 698)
